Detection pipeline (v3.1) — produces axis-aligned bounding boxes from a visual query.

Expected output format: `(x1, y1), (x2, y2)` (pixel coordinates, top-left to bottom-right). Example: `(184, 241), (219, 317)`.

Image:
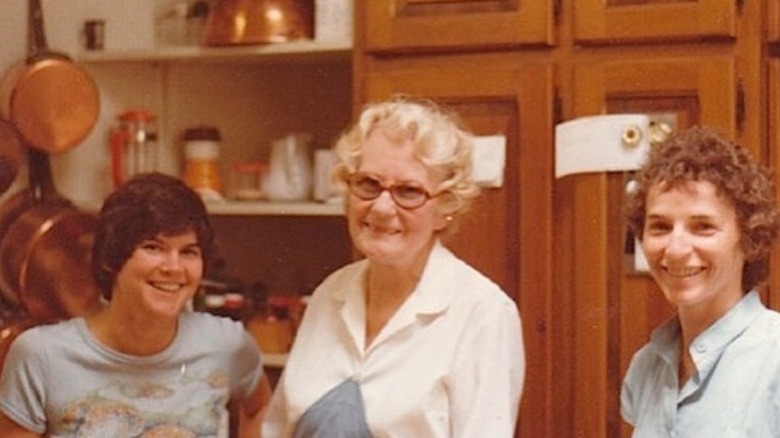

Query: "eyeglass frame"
(345, 173), (440, 210)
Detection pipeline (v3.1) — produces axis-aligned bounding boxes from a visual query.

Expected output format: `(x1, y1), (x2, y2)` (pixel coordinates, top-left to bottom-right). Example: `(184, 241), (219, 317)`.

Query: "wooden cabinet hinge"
(736, 80), (745, 132)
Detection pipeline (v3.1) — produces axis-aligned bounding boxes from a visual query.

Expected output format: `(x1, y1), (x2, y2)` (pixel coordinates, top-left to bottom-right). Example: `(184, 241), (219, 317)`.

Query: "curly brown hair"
(625, 126), (779, 292)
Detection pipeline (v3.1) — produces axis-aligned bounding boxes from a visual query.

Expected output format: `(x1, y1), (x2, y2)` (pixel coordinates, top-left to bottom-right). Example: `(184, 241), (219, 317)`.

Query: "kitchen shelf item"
(183, 125), (222, 200)
(74, 40), (351, 64)
(204, 0), (314, 46)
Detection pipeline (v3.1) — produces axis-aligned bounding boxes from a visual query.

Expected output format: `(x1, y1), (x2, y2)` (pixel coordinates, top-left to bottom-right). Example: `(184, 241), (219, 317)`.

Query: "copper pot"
(0, 0), (99, 155)
(204, 0), (314, 46)
(0, 150), (100, 322)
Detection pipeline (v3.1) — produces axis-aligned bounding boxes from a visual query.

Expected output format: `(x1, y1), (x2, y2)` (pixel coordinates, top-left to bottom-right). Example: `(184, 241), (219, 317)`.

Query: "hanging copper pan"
(0, 150), (100, 322)
(0, 0), (99, 154)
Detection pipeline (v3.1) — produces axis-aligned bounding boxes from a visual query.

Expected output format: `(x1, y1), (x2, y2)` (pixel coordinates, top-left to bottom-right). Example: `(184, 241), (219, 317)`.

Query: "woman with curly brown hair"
(621, 126), (780, 436)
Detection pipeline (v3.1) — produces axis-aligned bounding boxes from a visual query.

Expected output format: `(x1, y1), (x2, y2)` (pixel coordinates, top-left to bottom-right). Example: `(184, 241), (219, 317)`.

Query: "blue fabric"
(621, 291), (780, 437)
(292, 379), (373, 438)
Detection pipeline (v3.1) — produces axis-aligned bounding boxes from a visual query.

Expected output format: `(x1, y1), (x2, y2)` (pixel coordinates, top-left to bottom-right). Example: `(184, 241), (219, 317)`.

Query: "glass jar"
(230, 161), (267, 200)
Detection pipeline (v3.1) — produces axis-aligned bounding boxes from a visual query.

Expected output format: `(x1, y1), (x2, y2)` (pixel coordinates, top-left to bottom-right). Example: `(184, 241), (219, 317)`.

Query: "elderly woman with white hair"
(262, 96), (525, 438)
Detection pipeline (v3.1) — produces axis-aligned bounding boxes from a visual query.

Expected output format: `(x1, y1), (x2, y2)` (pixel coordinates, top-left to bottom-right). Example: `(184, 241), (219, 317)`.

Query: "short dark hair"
(91, 172), (215, 300)
(625, 126), (779, 292)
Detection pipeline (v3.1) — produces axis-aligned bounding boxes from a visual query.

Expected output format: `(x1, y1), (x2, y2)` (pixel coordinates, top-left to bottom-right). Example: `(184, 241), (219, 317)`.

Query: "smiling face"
(347, 129), (449, 268)
(111, 231), (203, 319)
(641, 180), (746, 317)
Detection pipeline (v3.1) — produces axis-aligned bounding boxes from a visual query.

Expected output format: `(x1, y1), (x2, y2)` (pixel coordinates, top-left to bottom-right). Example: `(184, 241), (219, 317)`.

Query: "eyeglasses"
(347, 174), (435, 209)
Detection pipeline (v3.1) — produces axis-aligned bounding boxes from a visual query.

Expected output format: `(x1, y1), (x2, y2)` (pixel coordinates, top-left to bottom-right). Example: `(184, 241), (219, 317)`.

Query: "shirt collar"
(649, 290), (765, 378)
(328, 240), (455, 315)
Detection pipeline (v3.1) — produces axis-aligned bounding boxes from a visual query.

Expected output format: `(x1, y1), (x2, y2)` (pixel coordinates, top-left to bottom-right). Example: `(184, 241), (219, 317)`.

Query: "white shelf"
(75, 39), (352, 64)
(205, 200), (344, 217)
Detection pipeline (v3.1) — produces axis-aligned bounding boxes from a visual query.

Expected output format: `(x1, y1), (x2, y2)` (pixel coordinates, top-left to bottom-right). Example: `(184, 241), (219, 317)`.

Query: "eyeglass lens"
(349, 175), (430, 209)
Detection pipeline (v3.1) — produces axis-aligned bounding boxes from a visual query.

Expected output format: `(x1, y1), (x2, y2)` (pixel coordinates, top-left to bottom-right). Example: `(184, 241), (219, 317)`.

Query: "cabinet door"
(564, 56), (738, 438)
(769, 59), (780, 308)
(769, 1), (780, 42)
(573, 0), (736, 44)
(361, 0), (555, 53)
(362, 54), (554, 438)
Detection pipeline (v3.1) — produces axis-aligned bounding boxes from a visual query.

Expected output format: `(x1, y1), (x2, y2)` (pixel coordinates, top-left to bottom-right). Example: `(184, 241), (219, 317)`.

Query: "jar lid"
(231, 161), (266, 173)
(118, 109), (156, 122)
(184, 125), (221, 141)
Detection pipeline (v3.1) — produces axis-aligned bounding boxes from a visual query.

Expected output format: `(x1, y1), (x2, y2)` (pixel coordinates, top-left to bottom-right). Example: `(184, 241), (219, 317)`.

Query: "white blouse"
(262, 241), (525, 438)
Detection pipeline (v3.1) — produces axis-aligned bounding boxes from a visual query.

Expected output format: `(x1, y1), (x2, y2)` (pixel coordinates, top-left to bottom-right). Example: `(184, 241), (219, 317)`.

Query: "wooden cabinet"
(572, 0), (737, 44)
(361, 0), (555, 52)
(770, 0), (780, 42)
(359, 52), (555, 438)
(355, 1), (768, 437)
(562, 54), (755, 438)
(769, 58), (780, 308)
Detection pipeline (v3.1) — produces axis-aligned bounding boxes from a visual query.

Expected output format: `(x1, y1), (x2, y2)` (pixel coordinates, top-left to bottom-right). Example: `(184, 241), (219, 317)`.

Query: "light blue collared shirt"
(621, 291), (780, 437)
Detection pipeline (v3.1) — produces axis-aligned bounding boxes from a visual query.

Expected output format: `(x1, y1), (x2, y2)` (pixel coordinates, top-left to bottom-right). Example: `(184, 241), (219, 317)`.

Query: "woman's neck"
(363, 242), (433, 347)
(86, 304), (179, 356)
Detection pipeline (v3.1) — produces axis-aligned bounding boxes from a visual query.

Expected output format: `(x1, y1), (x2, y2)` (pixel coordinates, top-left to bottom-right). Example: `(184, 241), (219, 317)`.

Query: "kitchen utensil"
(265, 132), (312, 201)
(0, 149), (100, 322)
(0, 0), (99, 154)
(204, 0), (314, 46)
(110, 109), (158, 188)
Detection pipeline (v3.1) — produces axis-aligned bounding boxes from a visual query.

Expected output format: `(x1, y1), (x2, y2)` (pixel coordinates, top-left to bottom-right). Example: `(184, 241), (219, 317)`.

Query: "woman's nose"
(664, 229), (692, 257)
(160, 252), (184, 271)
(370, 189), (398, 212)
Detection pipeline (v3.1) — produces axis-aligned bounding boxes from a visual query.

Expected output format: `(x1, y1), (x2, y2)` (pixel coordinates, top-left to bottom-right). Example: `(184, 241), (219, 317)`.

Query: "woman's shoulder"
(6, 318), (82, 357)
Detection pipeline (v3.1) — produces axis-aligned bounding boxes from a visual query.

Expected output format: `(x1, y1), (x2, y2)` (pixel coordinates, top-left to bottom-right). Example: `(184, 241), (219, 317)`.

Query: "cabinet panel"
(573, 0), (736, 44)
(769, 59), (780, 308)
(362, 0), (555, 53)
(565, 56), (737, 438)
(362, 54), (554, 438)
(770, 0), (780, 42)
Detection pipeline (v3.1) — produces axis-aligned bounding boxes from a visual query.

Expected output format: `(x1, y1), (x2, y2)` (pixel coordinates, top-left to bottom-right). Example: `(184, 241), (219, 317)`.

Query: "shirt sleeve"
(0, 329), (48, 434)
(449, 295), (525, 438)
(226, 320), (264, 402)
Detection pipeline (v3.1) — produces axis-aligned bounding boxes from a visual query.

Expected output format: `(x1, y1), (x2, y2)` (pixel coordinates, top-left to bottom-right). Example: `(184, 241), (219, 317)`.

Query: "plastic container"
(183, 125), (222, 200)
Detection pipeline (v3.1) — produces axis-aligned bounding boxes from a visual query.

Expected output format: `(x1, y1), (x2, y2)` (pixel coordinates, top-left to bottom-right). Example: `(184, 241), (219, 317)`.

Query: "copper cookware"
(0, 0), (99, 155)
(0, 150), (100, 322)
(204, 0), (314, 46)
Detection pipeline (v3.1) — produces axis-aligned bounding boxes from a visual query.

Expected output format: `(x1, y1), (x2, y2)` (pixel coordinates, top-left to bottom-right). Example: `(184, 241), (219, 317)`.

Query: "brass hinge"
(736, 80), (745, 132)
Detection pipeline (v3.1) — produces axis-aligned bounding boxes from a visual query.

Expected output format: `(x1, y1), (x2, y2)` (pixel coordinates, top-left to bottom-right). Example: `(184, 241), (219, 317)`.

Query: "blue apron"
(292, 379), (374, 438)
